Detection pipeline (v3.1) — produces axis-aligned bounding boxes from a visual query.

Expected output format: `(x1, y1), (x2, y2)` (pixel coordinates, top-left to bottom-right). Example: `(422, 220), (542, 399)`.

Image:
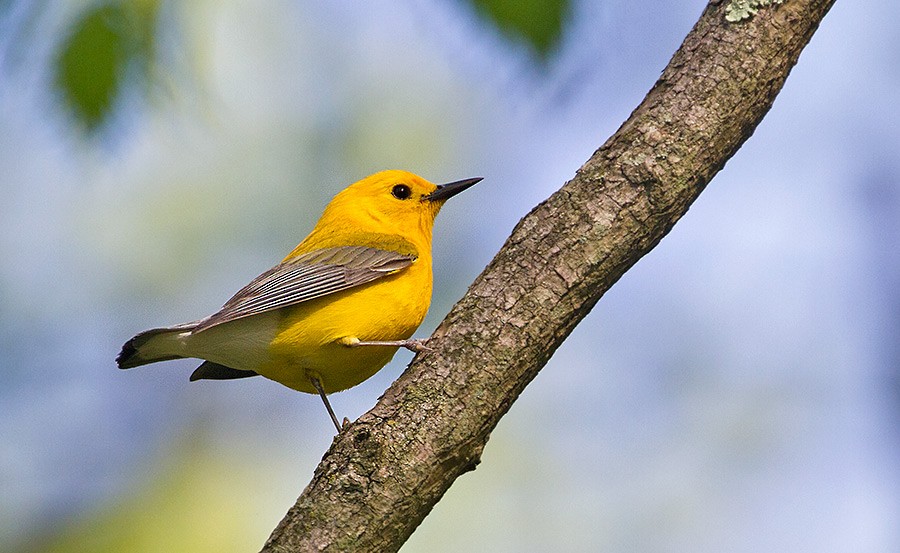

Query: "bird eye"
(391, 184), (412, 200)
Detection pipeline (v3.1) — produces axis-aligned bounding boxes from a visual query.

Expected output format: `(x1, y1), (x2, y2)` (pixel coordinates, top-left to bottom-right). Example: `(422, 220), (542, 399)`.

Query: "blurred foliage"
(48, 0), (567, 132)
(469, 0), (569, 59)
(21, 438), (283, 553)
(54, 0), (159, 131)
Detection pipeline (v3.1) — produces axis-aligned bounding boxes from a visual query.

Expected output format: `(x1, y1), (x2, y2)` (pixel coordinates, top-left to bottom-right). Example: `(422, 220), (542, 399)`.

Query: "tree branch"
(261, 1), (836, 551)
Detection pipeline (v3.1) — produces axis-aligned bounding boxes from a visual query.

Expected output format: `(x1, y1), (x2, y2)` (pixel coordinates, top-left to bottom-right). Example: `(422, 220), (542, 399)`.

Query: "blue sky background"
(1, 1), (898, 552)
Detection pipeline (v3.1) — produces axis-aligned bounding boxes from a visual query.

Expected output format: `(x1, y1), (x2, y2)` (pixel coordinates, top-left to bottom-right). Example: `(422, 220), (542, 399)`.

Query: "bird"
(117, 170), (481, 431)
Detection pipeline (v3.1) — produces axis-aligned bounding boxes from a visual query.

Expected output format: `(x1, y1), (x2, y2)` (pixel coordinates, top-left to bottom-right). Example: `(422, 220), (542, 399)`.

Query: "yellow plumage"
(117, 169), (481, 430)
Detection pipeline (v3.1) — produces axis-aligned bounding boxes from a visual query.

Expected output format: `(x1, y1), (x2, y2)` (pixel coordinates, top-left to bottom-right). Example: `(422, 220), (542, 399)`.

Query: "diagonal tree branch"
(261, 1), (836, 551)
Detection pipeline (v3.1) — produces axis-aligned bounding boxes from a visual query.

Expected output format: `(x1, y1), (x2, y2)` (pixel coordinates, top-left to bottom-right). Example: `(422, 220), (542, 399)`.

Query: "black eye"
(391, 184), (412, 200)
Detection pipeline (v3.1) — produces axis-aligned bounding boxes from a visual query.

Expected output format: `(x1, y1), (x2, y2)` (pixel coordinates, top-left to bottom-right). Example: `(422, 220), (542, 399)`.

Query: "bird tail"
(116, 322), (197, 369)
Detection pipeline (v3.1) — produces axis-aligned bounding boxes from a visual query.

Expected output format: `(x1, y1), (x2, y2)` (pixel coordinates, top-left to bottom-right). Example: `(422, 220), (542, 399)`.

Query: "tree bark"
(261, 1), (836, 551)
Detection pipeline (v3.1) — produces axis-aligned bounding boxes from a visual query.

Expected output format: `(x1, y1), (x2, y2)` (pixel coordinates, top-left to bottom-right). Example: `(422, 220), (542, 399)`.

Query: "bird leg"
(309, 376), (342, 433)
(343, 337), (433, 353)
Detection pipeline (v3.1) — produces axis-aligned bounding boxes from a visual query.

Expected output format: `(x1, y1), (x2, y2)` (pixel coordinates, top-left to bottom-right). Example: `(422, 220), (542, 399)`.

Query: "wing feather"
(193, 245), (415, 332)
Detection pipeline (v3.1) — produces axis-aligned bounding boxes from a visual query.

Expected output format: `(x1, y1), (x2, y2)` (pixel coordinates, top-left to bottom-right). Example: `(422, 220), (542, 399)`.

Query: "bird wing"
(193, 245), (416, 332)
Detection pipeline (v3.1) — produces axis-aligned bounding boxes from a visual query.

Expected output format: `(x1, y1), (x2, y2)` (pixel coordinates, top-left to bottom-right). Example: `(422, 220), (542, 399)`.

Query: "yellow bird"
(117, 170), (481, 431)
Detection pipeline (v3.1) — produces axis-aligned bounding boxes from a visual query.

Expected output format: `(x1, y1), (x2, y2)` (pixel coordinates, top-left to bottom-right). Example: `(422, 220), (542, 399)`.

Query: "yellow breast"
(259, 258), (433, 393)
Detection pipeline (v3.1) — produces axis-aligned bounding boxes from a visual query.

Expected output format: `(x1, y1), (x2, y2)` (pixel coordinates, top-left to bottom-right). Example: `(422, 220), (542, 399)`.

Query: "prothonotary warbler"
(117, 170), (481, 431)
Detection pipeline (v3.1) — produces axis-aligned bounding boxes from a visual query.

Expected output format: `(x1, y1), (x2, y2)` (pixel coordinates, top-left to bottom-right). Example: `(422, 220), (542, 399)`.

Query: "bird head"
(317, 170), (482, 246)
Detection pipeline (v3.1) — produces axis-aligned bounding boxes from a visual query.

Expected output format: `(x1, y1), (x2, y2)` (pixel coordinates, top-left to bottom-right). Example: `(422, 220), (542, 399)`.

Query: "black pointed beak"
(424, 177), (483, 202)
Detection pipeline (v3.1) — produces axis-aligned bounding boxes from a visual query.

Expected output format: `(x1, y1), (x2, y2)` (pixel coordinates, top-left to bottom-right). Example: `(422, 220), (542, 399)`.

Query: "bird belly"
(261, 270), (431, 394)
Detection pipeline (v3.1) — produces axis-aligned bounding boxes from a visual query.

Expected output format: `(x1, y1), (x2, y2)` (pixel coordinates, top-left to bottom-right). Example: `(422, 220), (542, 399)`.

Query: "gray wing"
(193, 245), (415, 332)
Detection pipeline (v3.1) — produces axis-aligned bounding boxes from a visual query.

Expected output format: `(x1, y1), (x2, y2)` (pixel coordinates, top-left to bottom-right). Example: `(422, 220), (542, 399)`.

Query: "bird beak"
(424, 177), (483, 202)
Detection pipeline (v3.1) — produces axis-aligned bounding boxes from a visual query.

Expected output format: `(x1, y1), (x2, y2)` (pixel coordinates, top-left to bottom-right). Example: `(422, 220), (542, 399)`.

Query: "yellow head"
(304, 170), (481, 252)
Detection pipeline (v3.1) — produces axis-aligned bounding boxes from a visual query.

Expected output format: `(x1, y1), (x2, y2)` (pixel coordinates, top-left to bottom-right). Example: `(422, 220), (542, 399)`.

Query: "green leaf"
(54, 1), (158, 132)
(470, 0), (569, 59)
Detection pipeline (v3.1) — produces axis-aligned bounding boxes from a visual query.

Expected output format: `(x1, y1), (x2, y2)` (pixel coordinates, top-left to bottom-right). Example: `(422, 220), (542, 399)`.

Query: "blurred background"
(1, 0), (898, 551)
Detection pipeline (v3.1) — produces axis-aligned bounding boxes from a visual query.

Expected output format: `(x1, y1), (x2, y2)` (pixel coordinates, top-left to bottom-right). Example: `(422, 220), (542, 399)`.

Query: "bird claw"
(402, 339), (433, 353)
